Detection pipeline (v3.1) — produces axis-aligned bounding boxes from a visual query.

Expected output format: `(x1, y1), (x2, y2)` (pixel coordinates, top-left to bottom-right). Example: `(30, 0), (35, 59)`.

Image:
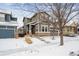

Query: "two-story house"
(23, 12), (77, 36)
(0, 10), (17, 38)
(23, 12), (59, 36)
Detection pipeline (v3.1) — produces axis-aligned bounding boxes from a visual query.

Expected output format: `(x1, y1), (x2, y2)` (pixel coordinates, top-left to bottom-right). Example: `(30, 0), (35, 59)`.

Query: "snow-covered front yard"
(0, 36), (79, 56)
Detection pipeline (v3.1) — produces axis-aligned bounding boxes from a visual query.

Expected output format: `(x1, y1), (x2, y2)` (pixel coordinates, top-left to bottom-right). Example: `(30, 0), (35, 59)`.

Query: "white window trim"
(41, 25), (48, 32)
(38, 24), (39, 32)
(0, 26), (16, 30)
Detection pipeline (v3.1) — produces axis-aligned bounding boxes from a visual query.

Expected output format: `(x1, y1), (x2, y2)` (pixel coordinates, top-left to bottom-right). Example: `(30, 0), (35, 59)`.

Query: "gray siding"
(0, 13), (5, 22)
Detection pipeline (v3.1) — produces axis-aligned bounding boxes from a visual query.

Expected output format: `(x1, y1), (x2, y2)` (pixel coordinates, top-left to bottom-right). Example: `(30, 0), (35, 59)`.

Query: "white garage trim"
(0, 22), (18, 26)
(0, 26), (16, 30)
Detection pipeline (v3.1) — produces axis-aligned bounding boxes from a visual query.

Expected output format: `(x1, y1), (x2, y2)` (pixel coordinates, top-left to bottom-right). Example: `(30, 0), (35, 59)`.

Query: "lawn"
(0, 36), (79, 56)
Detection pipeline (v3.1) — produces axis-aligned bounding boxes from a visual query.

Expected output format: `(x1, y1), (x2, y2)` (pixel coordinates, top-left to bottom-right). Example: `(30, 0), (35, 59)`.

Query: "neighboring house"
(0, 11), (17, 38)
(63, 21), (77, 36)
(23, 12), (77, 36)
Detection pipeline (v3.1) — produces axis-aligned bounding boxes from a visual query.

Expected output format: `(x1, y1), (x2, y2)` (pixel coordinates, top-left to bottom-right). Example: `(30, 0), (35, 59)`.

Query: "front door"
(31, 25), (35, 34)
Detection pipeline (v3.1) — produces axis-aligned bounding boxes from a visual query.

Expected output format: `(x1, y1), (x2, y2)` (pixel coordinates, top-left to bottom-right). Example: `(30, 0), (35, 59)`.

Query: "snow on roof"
(65, 19), (78, 26)
(0, 9), (11, 14)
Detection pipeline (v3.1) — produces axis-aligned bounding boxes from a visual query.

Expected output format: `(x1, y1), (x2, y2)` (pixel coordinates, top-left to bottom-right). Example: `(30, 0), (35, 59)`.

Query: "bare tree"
(35, 3), (79, 45)
(45, 3), (79, 45)
(12, 3), (79, 46)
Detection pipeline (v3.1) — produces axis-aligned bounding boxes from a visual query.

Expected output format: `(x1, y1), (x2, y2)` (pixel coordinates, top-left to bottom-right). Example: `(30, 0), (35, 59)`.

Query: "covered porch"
(25, 21), (39, 35)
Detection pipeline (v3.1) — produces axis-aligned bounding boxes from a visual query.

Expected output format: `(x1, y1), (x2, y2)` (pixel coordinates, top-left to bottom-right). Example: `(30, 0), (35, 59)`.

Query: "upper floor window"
(11, 17), (17, 21)
(5, 14), (11, 22)
(41, 25), (48, 32)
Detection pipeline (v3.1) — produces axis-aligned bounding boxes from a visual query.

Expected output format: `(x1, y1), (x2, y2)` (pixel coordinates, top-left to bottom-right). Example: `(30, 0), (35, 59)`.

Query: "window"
(67, 27), (70, 32)
(5, 14), (11, 22)
(42, 26), (44, 32)
(41, 25), (48, 32)
(0, 26), (6, 29)
(11, 17), (17, 21)
(7, 26), (15, 30)
(7, 26), (15, 29)
(45, 27), (47, 32)
(67, 29), (69, 32)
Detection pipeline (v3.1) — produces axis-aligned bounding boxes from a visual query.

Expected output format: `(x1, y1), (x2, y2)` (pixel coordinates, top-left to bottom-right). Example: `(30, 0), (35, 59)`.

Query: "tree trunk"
(60, 28), (64, 46)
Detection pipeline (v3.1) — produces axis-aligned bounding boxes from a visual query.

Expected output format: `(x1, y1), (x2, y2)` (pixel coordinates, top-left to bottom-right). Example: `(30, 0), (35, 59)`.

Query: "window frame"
(41, 25), (48, 32)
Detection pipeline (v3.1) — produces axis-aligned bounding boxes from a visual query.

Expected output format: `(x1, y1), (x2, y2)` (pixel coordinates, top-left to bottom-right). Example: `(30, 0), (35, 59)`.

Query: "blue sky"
(0, 3), (34, 27)
(0, 3), (79, 27)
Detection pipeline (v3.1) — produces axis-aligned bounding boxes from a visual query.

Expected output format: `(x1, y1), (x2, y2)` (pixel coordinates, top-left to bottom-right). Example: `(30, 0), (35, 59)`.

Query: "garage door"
(0, 29), (15, 38)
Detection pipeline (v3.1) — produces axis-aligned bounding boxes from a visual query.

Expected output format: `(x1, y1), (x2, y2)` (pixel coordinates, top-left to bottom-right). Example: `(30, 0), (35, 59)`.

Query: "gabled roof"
(65, 21), (77, 27)
(23, 12), (50, 23)
(23, 17), (31, 22)
(0, 9), (11, 14)
(31, 12), (50, 19)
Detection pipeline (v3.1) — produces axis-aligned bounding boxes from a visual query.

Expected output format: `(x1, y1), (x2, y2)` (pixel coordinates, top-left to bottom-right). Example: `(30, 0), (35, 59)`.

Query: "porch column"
(38, 24), (39, 32)
(36, 23), (39, 36)
(29, 24), (31, 35)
